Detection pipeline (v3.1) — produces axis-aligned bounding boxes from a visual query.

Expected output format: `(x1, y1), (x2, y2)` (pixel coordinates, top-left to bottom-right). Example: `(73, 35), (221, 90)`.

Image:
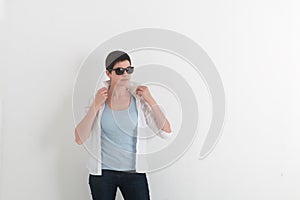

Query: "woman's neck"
(108, 84), (130, 99)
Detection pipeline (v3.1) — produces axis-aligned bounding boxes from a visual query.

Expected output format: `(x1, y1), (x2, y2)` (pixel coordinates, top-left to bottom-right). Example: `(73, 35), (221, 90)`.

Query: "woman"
(74, 50), (173, 200)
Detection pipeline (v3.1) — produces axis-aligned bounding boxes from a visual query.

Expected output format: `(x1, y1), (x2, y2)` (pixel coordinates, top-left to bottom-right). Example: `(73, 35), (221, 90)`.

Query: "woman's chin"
(116, 79), (130, 85)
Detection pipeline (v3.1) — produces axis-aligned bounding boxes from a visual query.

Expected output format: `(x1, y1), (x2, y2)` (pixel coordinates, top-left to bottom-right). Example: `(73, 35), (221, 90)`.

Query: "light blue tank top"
(100, 94), (138, 171)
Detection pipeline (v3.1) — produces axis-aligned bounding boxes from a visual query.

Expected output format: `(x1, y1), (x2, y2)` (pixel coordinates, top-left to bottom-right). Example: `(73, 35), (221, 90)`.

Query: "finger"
(97, 89), (106, 94)
(136, 87), (144, 92)
(99, 87), (106, 91)
(135, 89), (141, 94)
(136, 91), (143, 95)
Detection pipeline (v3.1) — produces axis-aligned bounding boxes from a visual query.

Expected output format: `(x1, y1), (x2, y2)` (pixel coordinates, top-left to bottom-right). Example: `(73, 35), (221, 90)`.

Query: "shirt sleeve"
(140, 98), (174, 140)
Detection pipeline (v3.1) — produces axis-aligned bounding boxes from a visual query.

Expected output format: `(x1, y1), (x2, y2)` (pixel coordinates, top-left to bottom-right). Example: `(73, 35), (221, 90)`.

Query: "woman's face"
(106, 60), (132, 86)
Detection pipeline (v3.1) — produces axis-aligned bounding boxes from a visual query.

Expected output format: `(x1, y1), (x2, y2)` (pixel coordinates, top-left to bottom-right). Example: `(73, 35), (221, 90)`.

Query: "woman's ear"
(106, 70), (111, 78)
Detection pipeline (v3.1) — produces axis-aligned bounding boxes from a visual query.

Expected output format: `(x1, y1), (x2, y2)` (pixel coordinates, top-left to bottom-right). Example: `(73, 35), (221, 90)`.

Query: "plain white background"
(0, 0), (300, 199)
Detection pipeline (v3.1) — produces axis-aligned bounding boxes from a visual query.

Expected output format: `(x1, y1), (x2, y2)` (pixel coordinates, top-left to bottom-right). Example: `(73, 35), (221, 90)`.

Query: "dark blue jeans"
(88, 169), (151, 200)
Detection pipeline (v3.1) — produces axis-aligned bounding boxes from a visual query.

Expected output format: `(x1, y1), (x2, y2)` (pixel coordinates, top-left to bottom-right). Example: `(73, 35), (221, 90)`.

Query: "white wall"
(1, 0), (299, 199)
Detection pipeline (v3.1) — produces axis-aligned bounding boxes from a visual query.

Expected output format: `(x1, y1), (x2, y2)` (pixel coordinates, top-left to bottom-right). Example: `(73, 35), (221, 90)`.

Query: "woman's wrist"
(92, 102), (103, 113)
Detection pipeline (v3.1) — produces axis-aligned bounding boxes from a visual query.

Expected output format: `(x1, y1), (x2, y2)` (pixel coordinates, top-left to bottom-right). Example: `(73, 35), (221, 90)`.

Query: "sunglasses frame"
(109, 66), (134, 75)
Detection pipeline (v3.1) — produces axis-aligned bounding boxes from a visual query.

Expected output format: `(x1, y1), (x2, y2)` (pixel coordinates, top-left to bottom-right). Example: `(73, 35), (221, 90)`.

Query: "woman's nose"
(123, 71), (129, 76)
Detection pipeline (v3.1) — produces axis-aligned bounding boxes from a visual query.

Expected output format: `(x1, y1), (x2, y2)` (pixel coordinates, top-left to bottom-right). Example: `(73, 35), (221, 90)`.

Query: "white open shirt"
(80, 80), (174, 175)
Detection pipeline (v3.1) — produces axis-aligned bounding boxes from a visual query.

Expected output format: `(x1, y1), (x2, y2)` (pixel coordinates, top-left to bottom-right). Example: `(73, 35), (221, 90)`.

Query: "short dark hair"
(105, 50), (131, 72)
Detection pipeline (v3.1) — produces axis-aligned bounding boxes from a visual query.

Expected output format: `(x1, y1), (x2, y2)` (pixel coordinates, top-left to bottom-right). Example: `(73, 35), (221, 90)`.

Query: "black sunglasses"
(109, 66), (134, 75)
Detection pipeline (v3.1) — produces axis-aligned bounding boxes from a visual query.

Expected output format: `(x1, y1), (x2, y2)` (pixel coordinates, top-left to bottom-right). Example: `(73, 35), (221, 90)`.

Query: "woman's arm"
(146, 98), (172, 133)
(74, 87), (108, 144)
(135, 86), (172, 134)
(74, 102), (100, 145)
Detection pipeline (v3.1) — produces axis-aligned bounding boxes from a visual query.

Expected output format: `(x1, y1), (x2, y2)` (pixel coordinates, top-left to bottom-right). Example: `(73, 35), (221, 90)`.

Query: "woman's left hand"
(135, 86), (155, 105)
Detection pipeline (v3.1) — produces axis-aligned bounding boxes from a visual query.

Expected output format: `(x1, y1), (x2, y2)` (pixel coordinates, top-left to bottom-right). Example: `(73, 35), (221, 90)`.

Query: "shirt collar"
(103, 79), (140, 98)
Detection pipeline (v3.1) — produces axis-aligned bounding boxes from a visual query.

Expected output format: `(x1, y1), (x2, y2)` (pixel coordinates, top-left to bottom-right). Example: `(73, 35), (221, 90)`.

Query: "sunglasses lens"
(127, 67), (134, 74)
(115, 68), (125, 75)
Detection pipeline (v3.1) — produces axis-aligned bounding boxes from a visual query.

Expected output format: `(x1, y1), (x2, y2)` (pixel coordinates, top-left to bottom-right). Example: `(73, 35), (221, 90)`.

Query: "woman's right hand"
(93, 87), (108, 110)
